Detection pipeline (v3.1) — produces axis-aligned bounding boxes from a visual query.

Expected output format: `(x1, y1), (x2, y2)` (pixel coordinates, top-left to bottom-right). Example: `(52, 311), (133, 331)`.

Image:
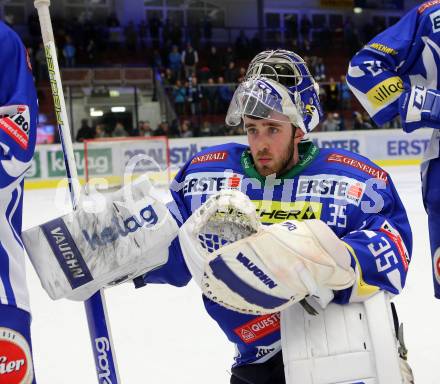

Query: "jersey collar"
(240, 141), (319, 184)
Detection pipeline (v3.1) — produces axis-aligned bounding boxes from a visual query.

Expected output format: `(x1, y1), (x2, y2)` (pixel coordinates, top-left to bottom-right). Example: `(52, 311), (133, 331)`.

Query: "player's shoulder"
(312, 147), (389, 183)
(186, 142), (247, 170)
(417, 1), (440, 17)
(0, 21), (22, 47)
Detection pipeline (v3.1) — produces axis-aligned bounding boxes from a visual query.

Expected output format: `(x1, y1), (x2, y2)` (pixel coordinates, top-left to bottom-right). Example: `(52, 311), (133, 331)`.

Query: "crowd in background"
(7, 10), (401, 141)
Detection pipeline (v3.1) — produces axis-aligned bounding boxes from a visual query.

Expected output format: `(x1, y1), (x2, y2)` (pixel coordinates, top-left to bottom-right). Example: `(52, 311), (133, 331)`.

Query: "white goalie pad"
(281, 291), (407, 384)
(22, 180), (178, 301)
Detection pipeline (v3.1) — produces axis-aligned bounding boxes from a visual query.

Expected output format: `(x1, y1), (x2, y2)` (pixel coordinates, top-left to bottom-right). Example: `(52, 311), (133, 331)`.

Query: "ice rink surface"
(23, 165), (439, 384)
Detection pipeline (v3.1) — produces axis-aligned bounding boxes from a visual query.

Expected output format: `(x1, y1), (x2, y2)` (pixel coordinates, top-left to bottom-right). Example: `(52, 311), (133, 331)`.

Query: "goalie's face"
(245, 112), (304, 177)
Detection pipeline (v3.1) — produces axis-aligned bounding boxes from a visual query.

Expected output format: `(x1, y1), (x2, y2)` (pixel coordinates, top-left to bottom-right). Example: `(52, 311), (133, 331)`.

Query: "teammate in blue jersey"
(346, 0), (440, 300)
(133, 50), (414, 383)
(0, 21), (39, 383)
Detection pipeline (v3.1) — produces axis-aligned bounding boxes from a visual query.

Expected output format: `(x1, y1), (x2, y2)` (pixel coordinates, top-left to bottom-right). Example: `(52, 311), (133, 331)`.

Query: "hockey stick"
(34, 1), (120, 382)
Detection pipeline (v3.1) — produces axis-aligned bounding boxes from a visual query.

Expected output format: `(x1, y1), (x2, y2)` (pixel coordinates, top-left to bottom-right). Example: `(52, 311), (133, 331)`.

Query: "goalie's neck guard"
(241, 141), (319, 184)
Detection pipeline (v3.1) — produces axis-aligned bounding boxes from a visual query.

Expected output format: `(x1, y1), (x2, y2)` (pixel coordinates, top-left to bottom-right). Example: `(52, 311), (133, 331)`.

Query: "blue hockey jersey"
(142, 141), (412, 367)
(347, 1), (440, 130)
(0, 21), (38, 312)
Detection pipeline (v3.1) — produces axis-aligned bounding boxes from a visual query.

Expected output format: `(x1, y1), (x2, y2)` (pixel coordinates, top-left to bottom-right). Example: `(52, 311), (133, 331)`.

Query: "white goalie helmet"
(226, 49), (324, 133)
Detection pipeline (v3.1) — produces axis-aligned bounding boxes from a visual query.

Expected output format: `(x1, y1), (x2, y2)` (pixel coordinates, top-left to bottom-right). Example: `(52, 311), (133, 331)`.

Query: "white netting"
(195, 193), (260, 254)
(83, 136), (170, 190)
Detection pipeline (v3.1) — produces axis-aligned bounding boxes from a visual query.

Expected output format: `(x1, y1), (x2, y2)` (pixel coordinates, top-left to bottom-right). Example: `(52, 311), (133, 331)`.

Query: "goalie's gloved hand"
(399, 85), (440, 132)
(202, 219), (355, 315)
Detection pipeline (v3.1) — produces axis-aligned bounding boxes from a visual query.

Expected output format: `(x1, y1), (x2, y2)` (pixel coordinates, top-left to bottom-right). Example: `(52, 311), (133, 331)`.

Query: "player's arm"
(0, 24), (38, 188)
(22, 178), (187, 300)
(334, 177), (412, 304)
(133, 165), (194, 288)
(346, 5), (427, 128)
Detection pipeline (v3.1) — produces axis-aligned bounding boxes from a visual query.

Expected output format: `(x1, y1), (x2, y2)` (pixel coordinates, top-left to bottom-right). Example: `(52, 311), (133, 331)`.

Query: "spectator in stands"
(62, 35), (76, 67)
(313, 57), (326, 81)
(95, 123), (107, 138)
(76, 119), (95, 142)
(199, 120), (212, 136)
(162, 68), (176, 86)
(187, 76), (203, 116)
(207, 45), (222, 78)
(140, 121), (153, 136)
(217, 76), (233, 113)
(154, 121), (170, 137)
(353, 111), (364, 130)
(224, 61), (239, 83)
(180, 120), (193, 137)
(168, 45), (182, 79)
(237, 66), (247, 83)
(152, 49), (163, 68)
(321, 112), (340, 132)
(182, 43), (199, 79)
(85, 38), (96, 64)
(203, 77), (218, 114)
(361, 111), (375, 129)
(112, 121), (129, 137)
(172, 79), (187, 115)
(339, 75), (352, 110)
(324, 77), (339, 112)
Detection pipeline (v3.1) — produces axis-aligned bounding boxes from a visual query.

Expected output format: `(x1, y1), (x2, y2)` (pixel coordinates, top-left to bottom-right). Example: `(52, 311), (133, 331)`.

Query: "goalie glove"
(202, 219), (356, 315)
(399, 85), (440, 132)
(22, 179), (178, 301)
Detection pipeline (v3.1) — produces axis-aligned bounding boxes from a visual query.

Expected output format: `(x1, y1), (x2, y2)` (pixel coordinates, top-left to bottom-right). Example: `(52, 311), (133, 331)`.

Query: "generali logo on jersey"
(326, 153), (388, 183)
(419, 0), (440, 14)
(190, 150), (228, 164)
(234, 313), (281, 344)
(0, 327), (33, 383)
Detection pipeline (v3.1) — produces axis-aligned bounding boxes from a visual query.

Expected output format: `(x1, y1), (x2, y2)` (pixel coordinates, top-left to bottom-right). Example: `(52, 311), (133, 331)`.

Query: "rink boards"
(24, 128), (433, 189)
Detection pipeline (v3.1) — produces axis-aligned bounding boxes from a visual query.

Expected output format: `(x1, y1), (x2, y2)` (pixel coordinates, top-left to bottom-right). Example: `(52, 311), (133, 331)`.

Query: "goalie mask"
(226, 49), (323, 133)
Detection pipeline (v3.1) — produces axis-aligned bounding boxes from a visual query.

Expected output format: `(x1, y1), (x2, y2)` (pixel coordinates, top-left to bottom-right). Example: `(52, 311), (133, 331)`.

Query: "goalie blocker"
(22, 180), (178, 300)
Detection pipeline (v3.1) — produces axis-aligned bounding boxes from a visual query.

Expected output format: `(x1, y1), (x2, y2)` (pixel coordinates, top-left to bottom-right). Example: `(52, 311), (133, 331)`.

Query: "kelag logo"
(82, 204), (158, 251)
(47, 148), (112, 177)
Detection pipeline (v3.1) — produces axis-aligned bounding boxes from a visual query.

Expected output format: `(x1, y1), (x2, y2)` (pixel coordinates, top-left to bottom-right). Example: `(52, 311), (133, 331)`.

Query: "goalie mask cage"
(83, 136), (171, 189)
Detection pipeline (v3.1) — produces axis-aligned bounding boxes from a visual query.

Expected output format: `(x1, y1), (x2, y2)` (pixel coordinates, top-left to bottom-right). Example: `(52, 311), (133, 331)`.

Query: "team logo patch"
(190, 151), (228, 165)
(366, 76), (404, 109)
(379, 221), (410, 270)
(0, 105), (31, 149)
(296, 175), (366, 206)
(327, 153), (388, 183)
(0, 327), (33, 383)
(419, 0), (440, 14)
(234, 313), (280, 344)
(182, 172), (243, 195)
(434, 247), (440, 285)
(252, 200), (322, 224)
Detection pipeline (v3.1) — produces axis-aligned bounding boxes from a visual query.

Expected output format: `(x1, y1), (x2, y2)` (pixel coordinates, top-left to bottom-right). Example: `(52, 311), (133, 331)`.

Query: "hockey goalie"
(22, 49), (414, 383)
